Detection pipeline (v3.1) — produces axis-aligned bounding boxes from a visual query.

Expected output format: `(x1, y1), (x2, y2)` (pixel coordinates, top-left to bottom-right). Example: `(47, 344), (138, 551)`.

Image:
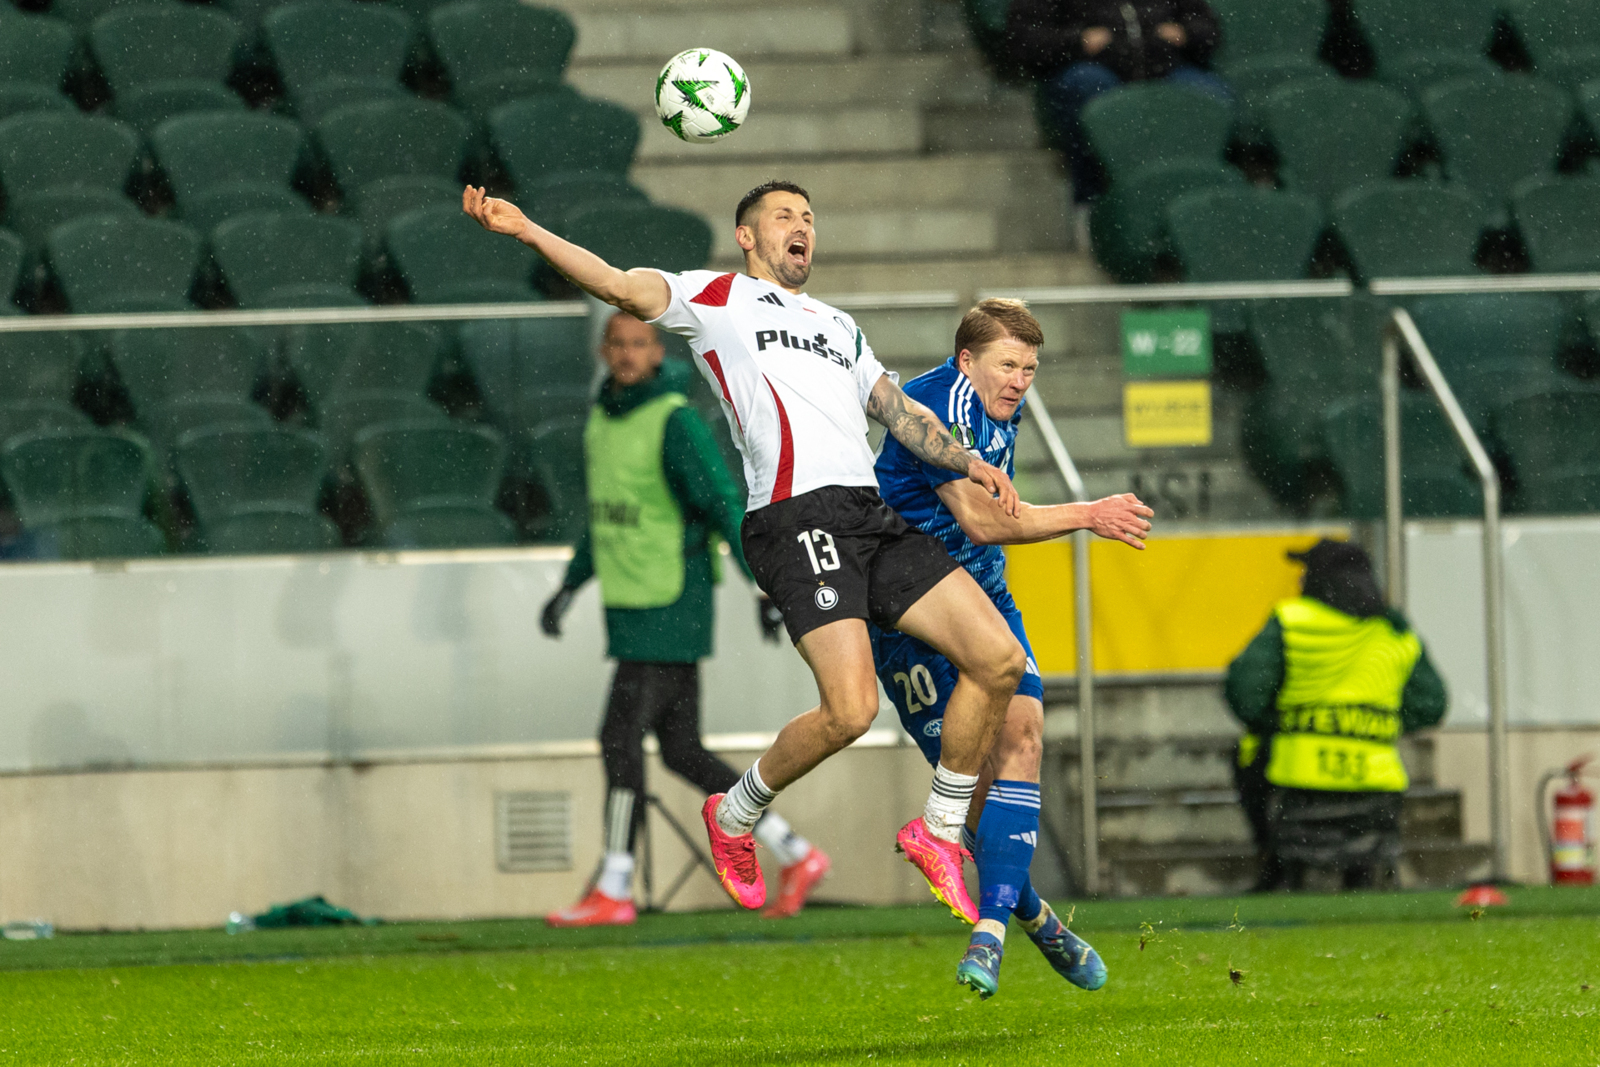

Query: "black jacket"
(1007, 0), (1222, 82)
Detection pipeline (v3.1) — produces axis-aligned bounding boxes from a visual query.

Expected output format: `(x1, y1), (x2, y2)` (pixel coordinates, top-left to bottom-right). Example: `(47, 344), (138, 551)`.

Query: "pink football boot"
(896, 816), (977, 923)
(702, 794), (766, 909)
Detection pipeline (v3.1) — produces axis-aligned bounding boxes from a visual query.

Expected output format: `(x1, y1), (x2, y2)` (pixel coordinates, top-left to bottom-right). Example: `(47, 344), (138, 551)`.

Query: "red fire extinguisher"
(1540, 756), (1595, 886)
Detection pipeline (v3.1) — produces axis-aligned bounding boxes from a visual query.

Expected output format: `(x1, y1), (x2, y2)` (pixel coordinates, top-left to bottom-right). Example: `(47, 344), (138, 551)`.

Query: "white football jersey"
(648, 270), (890, 512)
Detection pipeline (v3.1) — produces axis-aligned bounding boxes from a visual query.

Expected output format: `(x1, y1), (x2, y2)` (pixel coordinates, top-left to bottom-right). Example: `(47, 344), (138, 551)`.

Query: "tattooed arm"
(865, 373), (1021, 517)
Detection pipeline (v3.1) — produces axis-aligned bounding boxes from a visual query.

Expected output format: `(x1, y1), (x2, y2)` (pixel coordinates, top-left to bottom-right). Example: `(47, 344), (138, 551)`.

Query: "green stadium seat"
(113, 84), (248, 138)
(318, 389), (448, 462)
(143, 396), (273, 458)
(1089, 160), (1246, 282)
(0, 13), (75, 89)
(1513, 176), (1600, 272)
(504, 383), (592, 434)
(386, 204), (539, 303)
(0, 226), (21, 309)
(1331, 182), (1484, 281)
(212, 212), (365, 307)
(284, 322), (440, 407)
(352, 420), (514, 547)
(0, 113), (141, 247)
(1574, 81), (1600, 164)
(429, 0), (575, 117)
(1349, 0), (1499, 74)
(1378, 52), (1502, 103)
(314, 98), (468, 240)
(0, 83), (73, 121)
(0, 399), (91, 446)
(0, 332), (85, 403)
(28, 515), (165, 559)
(1408, 293), (1569, 428)
(1322, 394), (1484, 519)
(524, 174), (650, 233)
(46, 215), (201, 312)
(88, 5), (243, 98)
(0, 427), (154, 526)
(1167, 187), (1323, 282)
(457, 317), (591, 424)
(109, 326), (267, 413)
(1505, 0), (1600, 88)
(518, 412), (584, 541)
(1166, 187), (1322, 334)
(489, 94), (640, 190)
(1080, 83), (1232, 186)
(1210, 0), (1327, 68)
(558, 204), (712, 274)
(1421, 74), (1573, 206)
(152, 112), (311, 235)
(1490, 385), (1600, 513)
(175, 423), (339, 552)
(263, 0), (413, 119)
(48, 0), (177, 27)
(293, 81), (410, 126)
(1241, 299), (1382, 503)
(1263, 80), (1412, 205)
(1222, 57), (1338, 143)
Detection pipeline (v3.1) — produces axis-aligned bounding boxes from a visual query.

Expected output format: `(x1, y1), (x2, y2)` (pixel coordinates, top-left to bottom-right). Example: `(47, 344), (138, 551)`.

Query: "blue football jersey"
(874, 357), (1021, 599)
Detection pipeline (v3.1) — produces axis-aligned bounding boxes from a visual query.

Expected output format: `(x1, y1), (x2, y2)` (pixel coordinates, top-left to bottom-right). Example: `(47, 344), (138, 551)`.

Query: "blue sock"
(975, 780), (1044, 926)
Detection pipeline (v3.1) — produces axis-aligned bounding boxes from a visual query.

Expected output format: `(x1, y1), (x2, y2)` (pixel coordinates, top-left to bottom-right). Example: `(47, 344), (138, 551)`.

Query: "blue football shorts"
(870, 587), (1044, 767)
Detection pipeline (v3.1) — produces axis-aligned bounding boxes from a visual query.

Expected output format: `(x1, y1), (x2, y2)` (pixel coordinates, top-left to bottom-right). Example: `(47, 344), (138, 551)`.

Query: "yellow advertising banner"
(1006, 529), (1347, 675)
(1123, 380), (1213, 448)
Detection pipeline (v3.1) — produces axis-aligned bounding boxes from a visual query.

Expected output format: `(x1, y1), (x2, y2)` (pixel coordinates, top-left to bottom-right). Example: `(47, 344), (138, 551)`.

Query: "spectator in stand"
(1007, 0), (1229, 204)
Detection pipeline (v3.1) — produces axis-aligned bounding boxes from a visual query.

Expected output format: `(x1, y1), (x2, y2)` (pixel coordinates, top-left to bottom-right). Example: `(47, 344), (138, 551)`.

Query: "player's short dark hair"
(954, 298), (1044, 357)
(736, 180), (810, 227)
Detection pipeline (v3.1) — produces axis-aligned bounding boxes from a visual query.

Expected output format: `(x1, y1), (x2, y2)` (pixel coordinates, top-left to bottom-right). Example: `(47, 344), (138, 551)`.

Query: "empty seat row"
(0, 0), (576, 122)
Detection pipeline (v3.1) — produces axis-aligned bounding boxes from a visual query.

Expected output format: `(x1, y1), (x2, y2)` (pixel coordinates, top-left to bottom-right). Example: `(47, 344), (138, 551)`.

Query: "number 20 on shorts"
(797, 529), (840, 574)
(894, 664), (938, 714)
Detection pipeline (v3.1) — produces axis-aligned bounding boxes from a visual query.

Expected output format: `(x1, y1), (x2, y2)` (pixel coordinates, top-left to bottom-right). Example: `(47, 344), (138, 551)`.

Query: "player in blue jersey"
(873, 298), (1154, 999)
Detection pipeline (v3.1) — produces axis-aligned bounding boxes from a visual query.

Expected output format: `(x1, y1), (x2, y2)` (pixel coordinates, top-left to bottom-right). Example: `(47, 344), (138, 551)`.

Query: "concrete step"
(636, 106), (924, 163)
(564, 5), (854, 63)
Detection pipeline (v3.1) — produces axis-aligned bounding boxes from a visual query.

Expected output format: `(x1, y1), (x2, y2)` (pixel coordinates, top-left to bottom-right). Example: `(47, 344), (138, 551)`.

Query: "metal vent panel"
(496, 791), (571, 872)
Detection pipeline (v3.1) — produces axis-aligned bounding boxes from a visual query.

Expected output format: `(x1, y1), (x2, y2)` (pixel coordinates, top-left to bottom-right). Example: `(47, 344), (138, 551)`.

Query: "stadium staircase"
(1035, 678), (1494, 897)
(551, 0), (1288, 523)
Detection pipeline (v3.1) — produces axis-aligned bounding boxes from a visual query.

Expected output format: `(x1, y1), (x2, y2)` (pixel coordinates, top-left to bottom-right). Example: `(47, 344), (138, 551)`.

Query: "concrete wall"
(0, 740), (938, 930)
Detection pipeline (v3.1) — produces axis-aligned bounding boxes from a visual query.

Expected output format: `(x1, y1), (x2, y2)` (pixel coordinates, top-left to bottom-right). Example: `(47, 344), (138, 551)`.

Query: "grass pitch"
(2, 888), (1597, 1066)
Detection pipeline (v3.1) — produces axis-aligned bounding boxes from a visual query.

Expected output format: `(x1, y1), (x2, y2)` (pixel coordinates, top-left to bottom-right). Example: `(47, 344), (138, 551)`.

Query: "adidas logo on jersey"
(1008, 831), (1038, 846)
(990, 429), (1006, 452)
(757, 293), (784, 307)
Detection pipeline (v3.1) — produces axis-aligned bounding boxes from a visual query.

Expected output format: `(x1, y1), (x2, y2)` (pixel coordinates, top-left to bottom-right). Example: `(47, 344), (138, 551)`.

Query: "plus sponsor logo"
(754, 328), (852, 371)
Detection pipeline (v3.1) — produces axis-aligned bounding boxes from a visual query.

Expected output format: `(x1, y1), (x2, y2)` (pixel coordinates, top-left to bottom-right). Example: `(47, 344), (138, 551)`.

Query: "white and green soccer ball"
(654, 48), (751, 143)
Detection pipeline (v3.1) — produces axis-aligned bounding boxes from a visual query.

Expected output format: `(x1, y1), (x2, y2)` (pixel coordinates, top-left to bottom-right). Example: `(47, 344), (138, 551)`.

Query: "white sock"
(716, 760), (777, 836)
(923, 763), (979, 844)
(596, 851), (634, 900)
(753, 811), (812, 867)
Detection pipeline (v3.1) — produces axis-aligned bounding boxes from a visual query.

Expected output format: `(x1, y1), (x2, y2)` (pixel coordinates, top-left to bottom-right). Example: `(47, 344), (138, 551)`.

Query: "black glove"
(541, 587), (576, 637)
(757, 596), (785, 644)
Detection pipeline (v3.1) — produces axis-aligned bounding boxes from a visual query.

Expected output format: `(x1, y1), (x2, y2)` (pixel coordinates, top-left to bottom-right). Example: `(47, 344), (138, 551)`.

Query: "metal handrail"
(1382, 308), (1510, 882)
(1024, 384), (1099, 896)
(980, 280), (1352, 304)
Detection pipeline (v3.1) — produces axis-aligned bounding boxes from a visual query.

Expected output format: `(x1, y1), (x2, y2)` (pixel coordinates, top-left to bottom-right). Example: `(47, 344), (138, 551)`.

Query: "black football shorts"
(741, 485), (960, 644)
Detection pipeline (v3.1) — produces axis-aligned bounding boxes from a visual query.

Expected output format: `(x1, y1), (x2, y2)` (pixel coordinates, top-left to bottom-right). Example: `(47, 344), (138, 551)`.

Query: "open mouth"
(786, 238), (808, 260)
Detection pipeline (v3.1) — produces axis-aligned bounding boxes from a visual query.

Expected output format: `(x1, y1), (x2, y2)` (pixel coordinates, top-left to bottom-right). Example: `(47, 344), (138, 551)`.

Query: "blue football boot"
(955, 928), (1004, 999)
(1026, 904), (1107, 991)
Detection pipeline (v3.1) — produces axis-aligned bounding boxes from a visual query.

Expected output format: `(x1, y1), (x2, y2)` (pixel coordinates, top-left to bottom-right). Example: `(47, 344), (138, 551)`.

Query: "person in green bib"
(542, 311), (830, 927)
(1225, 539), (1447, 890)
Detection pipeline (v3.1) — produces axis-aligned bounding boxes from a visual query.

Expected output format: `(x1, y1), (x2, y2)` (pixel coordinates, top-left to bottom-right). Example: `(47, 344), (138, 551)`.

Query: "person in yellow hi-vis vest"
(541, 312), (830, 927)
(1225, 539), (1447, 890)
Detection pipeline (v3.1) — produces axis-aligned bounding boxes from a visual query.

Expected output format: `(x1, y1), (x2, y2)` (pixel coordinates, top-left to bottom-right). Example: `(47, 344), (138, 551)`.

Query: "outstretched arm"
(935, 480), (1154, 549)
(865, 373), (1021, 517)
(462, 186), (670, 321)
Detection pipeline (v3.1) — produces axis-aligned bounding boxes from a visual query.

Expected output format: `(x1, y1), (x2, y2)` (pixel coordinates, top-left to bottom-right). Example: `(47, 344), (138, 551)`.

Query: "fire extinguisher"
(1538, 756), (1595, 886)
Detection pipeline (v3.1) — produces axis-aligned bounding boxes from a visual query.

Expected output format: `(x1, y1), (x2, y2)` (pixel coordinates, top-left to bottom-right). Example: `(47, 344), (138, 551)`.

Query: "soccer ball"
(654, 48), (751, 143)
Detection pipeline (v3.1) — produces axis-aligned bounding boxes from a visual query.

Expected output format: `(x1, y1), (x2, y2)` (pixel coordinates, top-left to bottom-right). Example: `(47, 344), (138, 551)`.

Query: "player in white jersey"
(464, 179), (1026, 918)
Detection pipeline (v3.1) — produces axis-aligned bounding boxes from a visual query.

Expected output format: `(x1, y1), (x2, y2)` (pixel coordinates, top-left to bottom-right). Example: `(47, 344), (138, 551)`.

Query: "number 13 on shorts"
(796, 528), (840, 574)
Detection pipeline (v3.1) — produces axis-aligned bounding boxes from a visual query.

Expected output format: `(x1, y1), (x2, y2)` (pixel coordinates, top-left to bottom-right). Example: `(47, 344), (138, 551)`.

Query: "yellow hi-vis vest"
(584, 392), (687, 609)
(1264, 597), (1421, 793)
